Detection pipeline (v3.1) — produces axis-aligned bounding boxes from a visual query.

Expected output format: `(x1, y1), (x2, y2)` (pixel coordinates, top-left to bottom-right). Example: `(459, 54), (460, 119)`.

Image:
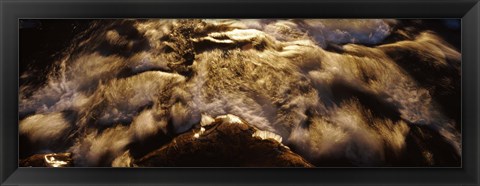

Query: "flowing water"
(19, 19), (461, 166)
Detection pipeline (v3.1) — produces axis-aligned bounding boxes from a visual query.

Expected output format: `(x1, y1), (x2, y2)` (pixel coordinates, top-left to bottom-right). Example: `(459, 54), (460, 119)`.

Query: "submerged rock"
(20, 153), (73, 167)
(20, 115), (313, 167)
(19, 20), (461, 167)
(135, 115), (313, 167)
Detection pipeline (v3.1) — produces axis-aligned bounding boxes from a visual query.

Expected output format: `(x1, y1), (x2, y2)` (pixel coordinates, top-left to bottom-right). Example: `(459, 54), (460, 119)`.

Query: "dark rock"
(20, 153), (73, 167)
(135, 118), (314, 167)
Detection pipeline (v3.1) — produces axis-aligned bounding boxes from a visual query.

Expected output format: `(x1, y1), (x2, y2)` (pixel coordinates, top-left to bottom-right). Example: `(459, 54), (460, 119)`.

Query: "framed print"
(1, 0), (479, 185)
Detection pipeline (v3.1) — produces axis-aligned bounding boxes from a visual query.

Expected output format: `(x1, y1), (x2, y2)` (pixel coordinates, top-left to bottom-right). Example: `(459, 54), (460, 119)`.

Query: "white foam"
(19, 19), (461, 166)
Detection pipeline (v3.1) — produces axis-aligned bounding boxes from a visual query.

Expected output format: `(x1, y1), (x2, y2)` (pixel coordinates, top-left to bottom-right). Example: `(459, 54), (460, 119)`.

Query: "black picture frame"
(1, 0), (479, 185)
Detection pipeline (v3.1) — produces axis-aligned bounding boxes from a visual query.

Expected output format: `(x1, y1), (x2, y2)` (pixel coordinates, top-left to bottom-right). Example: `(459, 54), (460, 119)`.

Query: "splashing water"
(19, 19), (461, 166)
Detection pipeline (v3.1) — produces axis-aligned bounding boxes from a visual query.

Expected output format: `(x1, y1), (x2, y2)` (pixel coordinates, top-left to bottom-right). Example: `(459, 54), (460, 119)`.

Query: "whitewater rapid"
(19, 19), (461, 166)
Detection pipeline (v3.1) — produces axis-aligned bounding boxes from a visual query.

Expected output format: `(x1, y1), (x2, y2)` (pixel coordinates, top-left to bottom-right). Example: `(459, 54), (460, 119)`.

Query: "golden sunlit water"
(19, 19), (461, 167)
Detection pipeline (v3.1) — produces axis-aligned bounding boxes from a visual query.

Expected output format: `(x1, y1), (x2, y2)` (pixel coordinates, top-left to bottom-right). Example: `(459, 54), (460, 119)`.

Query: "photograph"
(18, 19), (461, 167)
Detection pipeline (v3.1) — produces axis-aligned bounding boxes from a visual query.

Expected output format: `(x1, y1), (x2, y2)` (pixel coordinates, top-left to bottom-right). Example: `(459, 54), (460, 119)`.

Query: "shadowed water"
(19, 19), (461, 167)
